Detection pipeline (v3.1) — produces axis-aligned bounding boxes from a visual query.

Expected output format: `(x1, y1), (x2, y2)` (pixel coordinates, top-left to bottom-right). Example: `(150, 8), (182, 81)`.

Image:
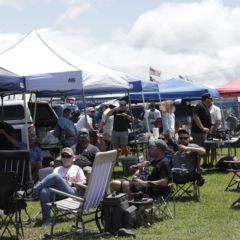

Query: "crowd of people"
(0, 92), (228, 226)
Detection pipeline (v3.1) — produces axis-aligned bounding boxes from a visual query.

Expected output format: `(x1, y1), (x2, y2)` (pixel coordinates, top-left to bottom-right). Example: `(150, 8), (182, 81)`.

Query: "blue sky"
(1, 0), (240, 87)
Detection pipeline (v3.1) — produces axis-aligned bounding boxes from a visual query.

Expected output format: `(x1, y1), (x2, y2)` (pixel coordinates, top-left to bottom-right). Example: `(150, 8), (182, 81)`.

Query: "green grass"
(3, 149), (240, 239)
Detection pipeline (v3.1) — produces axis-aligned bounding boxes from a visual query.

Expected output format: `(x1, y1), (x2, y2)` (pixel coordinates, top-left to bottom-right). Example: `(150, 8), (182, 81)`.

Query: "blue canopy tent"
(0, 68), (25, 94)
(129, 78), (219, 101)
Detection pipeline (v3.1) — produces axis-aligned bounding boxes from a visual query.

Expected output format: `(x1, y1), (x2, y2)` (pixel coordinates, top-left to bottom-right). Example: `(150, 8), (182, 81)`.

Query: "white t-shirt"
(144, 109), (161, 130)
(53, 164), (86, 183)
(75, 114), (93, 132)
(209, 105), (221, 126)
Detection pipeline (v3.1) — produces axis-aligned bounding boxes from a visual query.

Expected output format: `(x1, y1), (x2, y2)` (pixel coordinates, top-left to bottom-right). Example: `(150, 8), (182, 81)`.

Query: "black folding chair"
(0, 150), (32, 224)
(172, 168), (200, 201)
(150, 184), (175, 220)
(0, 172), (27, 239)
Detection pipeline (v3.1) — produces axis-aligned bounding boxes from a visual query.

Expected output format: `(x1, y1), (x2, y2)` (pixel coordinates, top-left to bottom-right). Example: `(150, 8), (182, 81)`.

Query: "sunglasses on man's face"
(179, 136), (189, 140)
(61, 153), (72, 158)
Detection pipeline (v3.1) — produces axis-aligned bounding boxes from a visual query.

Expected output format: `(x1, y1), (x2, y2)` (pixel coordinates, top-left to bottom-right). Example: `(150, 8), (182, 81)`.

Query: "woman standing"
(160, 100), (176, 139)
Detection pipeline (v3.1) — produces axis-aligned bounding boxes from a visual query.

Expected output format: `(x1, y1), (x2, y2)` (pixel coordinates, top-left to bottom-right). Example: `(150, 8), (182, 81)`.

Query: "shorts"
(111, 130), (128, 145)
(129, 181), (170, 197)
(191, 132), (207, 147)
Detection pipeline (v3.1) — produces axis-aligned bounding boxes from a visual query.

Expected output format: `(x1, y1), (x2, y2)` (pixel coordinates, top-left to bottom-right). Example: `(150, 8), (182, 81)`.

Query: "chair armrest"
(74, 182), (87, 189)
(49, 187), (84, 202)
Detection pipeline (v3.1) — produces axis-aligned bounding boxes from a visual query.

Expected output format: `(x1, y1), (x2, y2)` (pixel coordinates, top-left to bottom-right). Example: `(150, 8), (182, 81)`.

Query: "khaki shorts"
(111, 130), (128, 145)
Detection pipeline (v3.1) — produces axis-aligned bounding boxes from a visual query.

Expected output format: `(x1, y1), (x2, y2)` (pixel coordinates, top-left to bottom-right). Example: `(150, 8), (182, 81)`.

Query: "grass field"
(2, 148), (240, 239)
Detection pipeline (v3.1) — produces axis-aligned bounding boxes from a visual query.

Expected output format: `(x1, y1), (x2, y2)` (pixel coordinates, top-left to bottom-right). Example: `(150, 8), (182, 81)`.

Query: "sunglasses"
(179, 137), (189, 140)
(61, 153), (72, 158)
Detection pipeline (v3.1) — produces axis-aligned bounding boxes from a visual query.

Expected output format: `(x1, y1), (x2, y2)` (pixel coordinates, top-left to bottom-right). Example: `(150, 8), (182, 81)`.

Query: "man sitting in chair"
(110, 139), (171, 200)
(172, 128), (205, 186)
(33, 148), (86, 225)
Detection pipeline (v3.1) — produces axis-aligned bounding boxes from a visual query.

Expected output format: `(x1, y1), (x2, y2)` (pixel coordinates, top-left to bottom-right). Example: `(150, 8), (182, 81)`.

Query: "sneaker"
(197, 177), (205, 186)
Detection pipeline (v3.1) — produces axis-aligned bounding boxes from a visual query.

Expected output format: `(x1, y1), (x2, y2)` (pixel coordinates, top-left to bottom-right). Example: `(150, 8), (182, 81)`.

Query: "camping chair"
(46, 150), (117, 239)
(151, 183), (175, 220)
(0, 172), (27, 239)
(0, 150), (32, 223)
(171, 156), (201, 201)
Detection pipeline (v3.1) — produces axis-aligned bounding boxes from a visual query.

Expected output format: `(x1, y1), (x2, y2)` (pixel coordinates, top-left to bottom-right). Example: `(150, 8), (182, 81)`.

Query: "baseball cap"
(178, 128), (190, 135)
(201, 93), (212, 101)
(148, 139), (168, 151)
(87, 107), (95, 112)
(78, 128), (89, 137)
(61, 147), (74, 157)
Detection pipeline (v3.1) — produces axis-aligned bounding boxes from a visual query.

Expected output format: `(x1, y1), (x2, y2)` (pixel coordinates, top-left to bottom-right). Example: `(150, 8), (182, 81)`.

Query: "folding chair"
(225, 169), (240, 191)
(172, 155), (200, 201)
(0, 172), (27, 239)
(0, 150), (32, 223)
(46, 150), (117, 239)
(231, 196), (240, 208)
(151, 184), (175, 220)
(0, 150), (31, 186)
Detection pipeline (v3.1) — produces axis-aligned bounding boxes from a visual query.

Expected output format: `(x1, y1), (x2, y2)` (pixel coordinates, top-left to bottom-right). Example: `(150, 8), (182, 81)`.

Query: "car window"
(1, 105), (25, 120)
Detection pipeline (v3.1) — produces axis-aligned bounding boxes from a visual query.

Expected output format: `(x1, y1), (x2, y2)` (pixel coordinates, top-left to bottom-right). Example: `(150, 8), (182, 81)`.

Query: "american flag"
(149, 67), (161, 77)
(149, 76), (160, 83)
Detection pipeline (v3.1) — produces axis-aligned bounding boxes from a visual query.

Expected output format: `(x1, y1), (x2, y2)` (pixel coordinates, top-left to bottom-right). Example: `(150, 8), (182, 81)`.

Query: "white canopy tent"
(0, 30), (133, 95)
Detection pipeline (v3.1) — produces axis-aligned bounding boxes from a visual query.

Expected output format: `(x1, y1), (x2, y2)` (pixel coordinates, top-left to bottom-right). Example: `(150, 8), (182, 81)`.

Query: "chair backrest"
(0, 171), (18, 209)
(38, 167), (54, 181)
(0, 150), (31, 187)
(172, 150), (198, 173)
(83, 150), (117, 210)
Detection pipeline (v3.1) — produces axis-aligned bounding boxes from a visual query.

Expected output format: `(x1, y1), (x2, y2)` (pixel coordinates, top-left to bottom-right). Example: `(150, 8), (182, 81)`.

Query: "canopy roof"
(0, 30), (134, 95)
(129, 78), (219, 101)
(0, 68), (25, 94)
(216, 79), (240, 97)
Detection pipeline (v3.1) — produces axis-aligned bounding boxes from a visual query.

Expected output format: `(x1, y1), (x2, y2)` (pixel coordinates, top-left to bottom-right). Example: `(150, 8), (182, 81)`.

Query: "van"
(0, 100), (58, 144)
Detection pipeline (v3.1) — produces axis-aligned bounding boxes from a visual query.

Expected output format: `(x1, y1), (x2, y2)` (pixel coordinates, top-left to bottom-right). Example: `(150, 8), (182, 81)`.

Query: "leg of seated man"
(34, 173), (77, 225)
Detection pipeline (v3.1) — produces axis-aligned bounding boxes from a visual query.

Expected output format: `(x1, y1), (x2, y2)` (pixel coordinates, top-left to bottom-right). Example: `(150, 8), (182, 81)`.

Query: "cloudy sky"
(0, 0), (240, 87)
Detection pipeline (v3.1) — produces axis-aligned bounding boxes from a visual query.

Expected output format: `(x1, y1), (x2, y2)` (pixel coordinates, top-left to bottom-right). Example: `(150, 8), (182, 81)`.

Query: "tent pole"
(128, 90), (139, 162)
(0, 95), (3, 122)
(142, 91), (150, 135)
(81, 88), (88, 129)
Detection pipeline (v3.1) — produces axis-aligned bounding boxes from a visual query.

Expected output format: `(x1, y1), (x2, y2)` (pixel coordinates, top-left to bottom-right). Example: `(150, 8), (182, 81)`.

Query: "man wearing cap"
(71, 128), (99, 169)
(110, 139), (171, 199)
(33, 147), (86, 225)
(54, 128), (99, 174)
(75, 107), (95, 133)
(172, 129), (205, 186)
(107, 100), (133, 156)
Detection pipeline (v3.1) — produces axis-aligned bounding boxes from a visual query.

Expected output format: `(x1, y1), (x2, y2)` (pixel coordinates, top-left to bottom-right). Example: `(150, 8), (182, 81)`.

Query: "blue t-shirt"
(15, 141), (43, 162)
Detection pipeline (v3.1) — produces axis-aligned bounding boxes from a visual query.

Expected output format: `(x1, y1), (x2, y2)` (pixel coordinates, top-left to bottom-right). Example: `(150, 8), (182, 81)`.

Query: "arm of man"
(107, 107), (118, 116)
(64, 126), (76, 137)
(192, 114), (209, 133)
(133, 177), (168, 187)
(178, 144), (206, 155)
(0, 129), (17, 145)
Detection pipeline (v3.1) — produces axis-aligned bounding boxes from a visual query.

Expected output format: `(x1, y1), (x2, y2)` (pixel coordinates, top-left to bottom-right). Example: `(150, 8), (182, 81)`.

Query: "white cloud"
(84, 0), (240, 87)
(1, 0), (240, 88)
(55, 1), (91, 28)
